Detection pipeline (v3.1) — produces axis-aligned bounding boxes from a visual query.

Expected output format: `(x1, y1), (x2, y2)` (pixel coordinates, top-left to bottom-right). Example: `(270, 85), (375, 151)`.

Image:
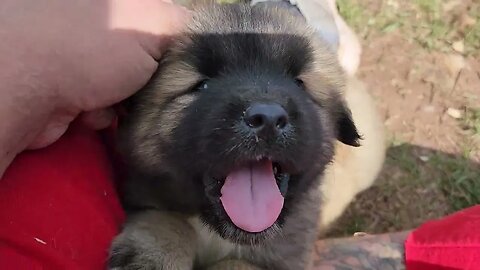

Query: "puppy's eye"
(295, 78), (305, 88)
(199, 81), (208, 90)
(190, 80), (209, 92)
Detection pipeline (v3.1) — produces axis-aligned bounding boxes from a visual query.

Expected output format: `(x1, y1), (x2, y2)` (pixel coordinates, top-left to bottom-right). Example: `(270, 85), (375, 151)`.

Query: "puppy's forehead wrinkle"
(185, 34), (314, 80)
(158, 94), (196, 139)
(190, 4), (310, 36)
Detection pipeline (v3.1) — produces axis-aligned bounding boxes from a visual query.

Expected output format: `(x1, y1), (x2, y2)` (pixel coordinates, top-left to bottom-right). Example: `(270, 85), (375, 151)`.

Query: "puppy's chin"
(200, 199), (287, 246)
(200, 159), (298, 245)
(202, 213), (284, 246)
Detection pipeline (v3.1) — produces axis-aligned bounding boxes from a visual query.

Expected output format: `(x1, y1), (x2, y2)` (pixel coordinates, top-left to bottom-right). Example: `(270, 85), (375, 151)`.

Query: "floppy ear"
(334, 99), (362, 147)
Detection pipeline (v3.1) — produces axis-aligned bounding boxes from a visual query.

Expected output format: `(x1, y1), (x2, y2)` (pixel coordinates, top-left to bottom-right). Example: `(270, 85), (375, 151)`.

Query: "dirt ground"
(327, 0), (480, 237)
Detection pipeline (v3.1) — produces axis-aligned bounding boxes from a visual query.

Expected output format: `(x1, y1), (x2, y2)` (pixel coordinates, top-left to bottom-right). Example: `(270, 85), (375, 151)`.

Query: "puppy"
(108, 3), (383, 270)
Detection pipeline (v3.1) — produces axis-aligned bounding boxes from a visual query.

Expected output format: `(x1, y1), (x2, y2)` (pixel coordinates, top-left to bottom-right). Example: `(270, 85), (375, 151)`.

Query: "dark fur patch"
(186, 33), (313, 78)
(336, 107), (362, 147)
(108, 242), (138, 267)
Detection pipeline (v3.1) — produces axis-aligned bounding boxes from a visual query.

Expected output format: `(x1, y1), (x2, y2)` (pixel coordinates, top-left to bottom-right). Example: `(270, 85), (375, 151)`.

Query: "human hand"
(0, 0), (188, 176)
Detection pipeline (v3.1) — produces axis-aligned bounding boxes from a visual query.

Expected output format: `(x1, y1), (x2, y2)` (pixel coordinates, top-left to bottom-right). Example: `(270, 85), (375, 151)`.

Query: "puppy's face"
(120, 4), (360, 244)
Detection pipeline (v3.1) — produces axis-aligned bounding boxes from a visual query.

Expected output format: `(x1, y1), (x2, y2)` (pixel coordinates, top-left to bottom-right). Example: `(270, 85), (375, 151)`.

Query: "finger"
(110, 0), (191, 59)
(27, 120), (71, 150)
(80, 107), (116, 130)
(142, 0), (192, 58)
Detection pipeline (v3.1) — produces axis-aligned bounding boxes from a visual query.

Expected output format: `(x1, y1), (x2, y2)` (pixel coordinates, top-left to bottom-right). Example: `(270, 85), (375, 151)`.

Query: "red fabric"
(0, 123), (125, 270)
(405, 205), (480, 270)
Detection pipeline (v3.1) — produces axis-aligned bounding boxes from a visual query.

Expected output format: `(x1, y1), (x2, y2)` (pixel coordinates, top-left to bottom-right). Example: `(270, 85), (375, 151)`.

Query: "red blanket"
(1, 124), (479, 269)
(405, 205), (480, 270)
(0, 124), (125, 270)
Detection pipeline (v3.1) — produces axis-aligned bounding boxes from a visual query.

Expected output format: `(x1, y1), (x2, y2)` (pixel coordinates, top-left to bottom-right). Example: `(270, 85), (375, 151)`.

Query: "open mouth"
(218, 158), (291, 233)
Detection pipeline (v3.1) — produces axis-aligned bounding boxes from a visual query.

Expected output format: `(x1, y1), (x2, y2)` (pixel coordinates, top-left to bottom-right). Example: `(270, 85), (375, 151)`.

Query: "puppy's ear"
(290, 0), (340, 51)
(333, 99), (362, 147)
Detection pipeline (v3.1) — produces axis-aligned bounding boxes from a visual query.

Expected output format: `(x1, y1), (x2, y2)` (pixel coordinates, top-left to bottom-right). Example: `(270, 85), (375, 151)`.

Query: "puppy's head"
(119, 4), (360, 244)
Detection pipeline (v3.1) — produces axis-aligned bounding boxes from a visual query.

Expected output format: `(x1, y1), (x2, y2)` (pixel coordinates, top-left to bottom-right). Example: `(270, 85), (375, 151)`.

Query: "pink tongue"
(220, 160), (284, 233)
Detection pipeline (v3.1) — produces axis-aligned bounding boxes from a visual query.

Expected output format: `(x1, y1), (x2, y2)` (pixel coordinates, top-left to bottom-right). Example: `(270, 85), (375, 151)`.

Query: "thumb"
(27, 108), (115, 149)
(110, 0), (191, 59)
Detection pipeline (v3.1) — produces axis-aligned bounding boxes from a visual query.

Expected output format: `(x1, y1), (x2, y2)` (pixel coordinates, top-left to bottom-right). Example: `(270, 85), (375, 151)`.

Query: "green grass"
(387, 138), (480, 214)
(337, 0), (367, 32)
(430, 154), (480, 211)
(375, 142), (480, 224)
(414, 0), (441, 18)
(386, 143), (421, 179)
(414, 20), (451, 51)
(431, 107), (480, 211)
(381, 21), (402, 33)
(462, 108), (480, 136)
(337, 0), (409, 36)
(465, 6), (480, 55)
(411, 0), (452, 51)
(414, 0), (480, 54)
(465, 22), (480, 55)
(336, 212), (367, 235)
(336, 0), (479, 54)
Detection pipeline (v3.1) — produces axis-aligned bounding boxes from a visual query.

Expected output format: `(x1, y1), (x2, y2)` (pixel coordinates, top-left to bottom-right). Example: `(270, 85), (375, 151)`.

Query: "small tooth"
(273, 166), (278, 174)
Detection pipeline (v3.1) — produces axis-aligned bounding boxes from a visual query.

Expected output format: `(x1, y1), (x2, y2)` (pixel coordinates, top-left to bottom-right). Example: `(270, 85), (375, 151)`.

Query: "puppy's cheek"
(158, 94), (196, 141)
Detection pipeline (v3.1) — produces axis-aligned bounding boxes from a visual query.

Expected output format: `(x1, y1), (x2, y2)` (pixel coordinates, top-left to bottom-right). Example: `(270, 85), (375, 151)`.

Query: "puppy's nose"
(244, 103), (289, 134)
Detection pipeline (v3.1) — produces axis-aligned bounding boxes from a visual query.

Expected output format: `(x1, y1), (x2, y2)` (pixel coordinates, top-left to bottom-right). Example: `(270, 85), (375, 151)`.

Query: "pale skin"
(313, 231), (408, 269)
(0, 0), (189, 178)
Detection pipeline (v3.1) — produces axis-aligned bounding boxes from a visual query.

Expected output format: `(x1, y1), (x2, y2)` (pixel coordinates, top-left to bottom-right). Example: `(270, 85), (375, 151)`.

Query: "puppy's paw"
(108, 211), (196, 270)
(108, 231), (193, 270)
(108, 234), (159, 270)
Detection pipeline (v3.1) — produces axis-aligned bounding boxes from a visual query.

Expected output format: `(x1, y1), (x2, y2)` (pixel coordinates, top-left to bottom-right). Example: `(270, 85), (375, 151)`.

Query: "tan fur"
(319, 77), (386, 229)
(125, 62), (201, 171)
(299, 5), (385, 230)
(109, 211), (198, 269)
(187, 217), (237, 266)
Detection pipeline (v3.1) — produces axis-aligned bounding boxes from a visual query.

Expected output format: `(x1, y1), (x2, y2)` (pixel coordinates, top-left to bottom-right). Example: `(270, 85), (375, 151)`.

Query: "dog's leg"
(108, 210), (197, 270)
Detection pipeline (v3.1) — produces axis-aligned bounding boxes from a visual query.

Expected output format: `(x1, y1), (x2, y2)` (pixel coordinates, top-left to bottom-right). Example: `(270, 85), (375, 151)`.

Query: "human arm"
(312, 231), (409, 270)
